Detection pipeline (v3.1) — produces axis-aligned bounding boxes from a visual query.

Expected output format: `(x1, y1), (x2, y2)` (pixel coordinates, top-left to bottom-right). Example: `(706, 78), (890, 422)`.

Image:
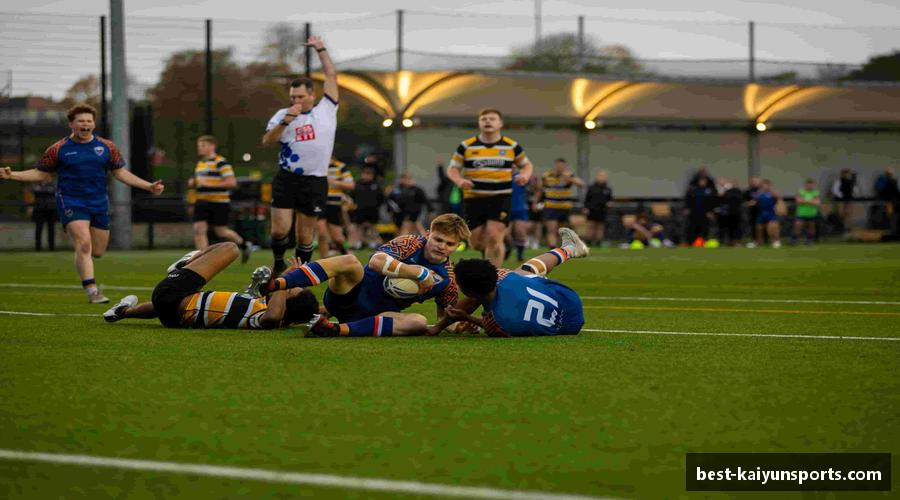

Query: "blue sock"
(346, 316), (394, 337)
(274, 261), (328, 290)
(81, 279), (96, 289)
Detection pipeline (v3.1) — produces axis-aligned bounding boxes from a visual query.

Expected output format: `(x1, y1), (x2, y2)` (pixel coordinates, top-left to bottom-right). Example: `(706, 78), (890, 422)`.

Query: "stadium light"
(402, 118), (414, 128)
(382, 118), (394, 128)
(584, 120), (597, 130)
(755, 122), (768, 132)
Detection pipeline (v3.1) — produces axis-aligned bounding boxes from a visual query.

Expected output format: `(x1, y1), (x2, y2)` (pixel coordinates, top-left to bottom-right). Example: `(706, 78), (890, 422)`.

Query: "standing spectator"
(261, 35), (337, 274)
(316, 157), (354, 257)
(26, 180), (57, 251)
(189, 135), (251, 261)
(446, 108), (533, 266)
(349, 167), (384, 249)
(582, 170), (613, 247)
(389, 173), (431, 236)
(0, 103), (164, 303)
(831, 168), (858, 232)
(689, 167), (716, 188)
(434, 162), (453, 214)
(749, 179), (781, 248)
(684, 176), (716, 245)
(541, 158), (585, 248)
(744, 176), (762, 243)
(792, 178), (820, 245)
(874, 168), (899, 229)
(716, 178), (743, 246)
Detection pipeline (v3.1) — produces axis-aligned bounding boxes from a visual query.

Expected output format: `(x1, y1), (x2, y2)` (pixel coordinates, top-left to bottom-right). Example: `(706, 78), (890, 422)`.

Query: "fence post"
(110, 0), (132, 250)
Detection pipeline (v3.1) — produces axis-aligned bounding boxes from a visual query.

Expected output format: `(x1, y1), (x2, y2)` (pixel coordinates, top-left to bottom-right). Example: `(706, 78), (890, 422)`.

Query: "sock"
(344, 315), (394, 337)
(272, 235), (291, 262)
(548, 246), (574, 265)
(82, 279), (97, 293)
(268, 261), (328, 291)
(514, 240), (525, 261)
(336, 242), (348, 255)
(295, 244), (314, 264)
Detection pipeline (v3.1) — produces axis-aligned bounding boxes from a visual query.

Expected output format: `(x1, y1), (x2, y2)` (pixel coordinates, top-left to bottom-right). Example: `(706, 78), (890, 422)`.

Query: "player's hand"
(452, 321), (480, 334)
(425, 324), (443, 336)
(443, 306), (469, 321)
(149, 180), (165, 195)
(286, 257), (303, 273)
(417, 269), (436, 295)
(0, 167), (12, 180)
(304, 35), (325, 51)
(515, 173), (530, 186)
(456, 179), (474, 190)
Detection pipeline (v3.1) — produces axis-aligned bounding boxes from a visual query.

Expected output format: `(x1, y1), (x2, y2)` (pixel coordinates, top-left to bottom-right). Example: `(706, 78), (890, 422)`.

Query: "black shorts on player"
(324, 205), (343, 225)
(151, 268), (206, 328)
(193, 201), (230, 226)
(463, 195), (511, 230)
(271, 170), (328, 217)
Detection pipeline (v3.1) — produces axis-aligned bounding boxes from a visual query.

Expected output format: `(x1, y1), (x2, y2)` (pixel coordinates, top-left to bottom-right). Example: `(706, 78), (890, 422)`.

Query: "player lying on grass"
(102, 242), (318, 329)
(426, 228), (588, 337)
(246, 213), (471, 337)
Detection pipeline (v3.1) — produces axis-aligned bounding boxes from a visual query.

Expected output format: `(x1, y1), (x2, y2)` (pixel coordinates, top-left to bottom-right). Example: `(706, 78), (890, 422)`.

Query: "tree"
(505, 33), (643, 75)
(845, 51), (900, 82)
(261, 23), (306, 70)
(63, 74), (100, 109)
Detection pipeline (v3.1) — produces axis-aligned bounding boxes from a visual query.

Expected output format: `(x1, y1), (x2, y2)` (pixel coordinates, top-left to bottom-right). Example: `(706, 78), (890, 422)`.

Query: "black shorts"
(322, 281), (363, 323)
(543, 208), (570, 223)
(324, 205), (343, 225)
(463, 195), (510, 229)
(151, 268), (206, 328)
(352, 208), (380, 225)
(193, 201), (230, 226)
(587, 209), (607, 222)
(271, 170), (328, 217)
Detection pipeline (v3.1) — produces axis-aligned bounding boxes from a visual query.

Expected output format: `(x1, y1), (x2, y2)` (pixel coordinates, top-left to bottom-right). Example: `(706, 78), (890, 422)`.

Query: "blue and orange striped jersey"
(179, 291), (269, 329)
(449, 136), (527, 199)
(194, 155), (234, 203)
(364, 234), (459, 310)
(542, 170), (578, 210)
(327, 158), (353, 206)
(36, 136), (125, 210)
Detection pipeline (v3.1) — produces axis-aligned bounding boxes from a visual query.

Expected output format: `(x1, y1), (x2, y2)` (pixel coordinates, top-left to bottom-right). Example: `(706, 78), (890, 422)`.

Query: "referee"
(261, 35), (338, 275)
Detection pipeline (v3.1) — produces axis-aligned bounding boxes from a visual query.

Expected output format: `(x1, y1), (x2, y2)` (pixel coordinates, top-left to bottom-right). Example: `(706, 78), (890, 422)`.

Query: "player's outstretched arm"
(112, 168), (164, 194)
(0, 167), (53, 184)
(306, 35), (338, 102)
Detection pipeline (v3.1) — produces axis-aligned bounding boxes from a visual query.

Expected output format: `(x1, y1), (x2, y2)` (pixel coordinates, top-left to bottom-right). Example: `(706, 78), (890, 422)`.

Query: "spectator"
(689, 167), (716, 189)
(582, 170), (613, 247)
(831, 168), (858, 232)
(716, 178), (743, 246)
(749, 179), (781, 248)
(684, 176), (716, 245)
(625, 212), (671, 248)
(349, 167), (384, 249)
(744, 176), (762, 242)
(26, 180), (57, 251)
(874, 168), (899, 229)
(434, 162), (455, 214)
(792, 178), (820, 245)
(388, 172), (431, 236)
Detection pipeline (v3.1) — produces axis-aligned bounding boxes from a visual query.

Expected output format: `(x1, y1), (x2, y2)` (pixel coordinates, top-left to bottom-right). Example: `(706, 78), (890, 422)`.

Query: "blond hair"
(430, 213), (471, 241)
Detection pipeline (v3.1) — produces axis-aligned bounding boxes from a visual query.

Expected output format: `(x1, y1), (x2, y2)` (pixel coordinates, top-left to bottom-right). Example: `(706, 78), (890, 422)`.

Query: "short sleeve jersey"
(36, 136), (125, 210)
(796, 189), (820, 218)
(363, 234), (459, 310)
(266, 96), (338, 177)
(194, 154), (234, 203)
(482, 271), (571, 337)
(180, 291), (269, 329)
(542, 170), (578, 210)
(755, 191), (777, 213)
(326, 159), (354, 205)
(449, 136), (526, 199)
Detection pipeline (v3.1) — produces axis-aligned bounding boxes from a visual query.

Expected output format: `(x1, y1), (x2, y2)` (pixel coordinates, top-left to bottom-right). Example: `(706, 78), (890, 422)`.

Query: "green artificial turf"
(0, 244), (897, 499)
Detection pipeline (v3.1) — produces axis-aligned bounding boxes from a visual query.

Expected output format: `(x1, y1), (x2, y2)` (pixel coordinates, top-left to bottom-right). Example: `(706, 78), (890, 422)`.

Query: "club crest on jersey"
(94, 147), (104, 156)
(499, 150), (507, 155)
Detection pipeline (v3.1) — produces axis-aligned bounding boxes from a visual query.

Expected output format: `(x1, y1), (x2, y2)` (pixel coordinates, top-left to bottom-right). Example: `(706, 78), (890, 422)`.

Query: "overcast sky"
(2, 0), (899, 98)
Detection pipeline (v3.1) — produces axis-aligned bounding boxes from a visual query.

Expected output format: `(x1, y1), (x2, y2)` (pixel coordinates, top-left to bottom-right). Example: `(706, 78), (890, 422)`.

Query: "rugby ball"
(383, 277), (420, 299)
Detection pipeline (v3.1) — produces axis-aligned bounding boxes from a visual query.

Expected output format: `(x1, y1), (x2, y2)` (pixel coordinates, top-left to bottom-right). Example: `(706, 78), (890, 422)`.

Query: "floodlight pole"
(304, 22), (311, 77)
(109, 0), (131, 250)
(748, 21), (755, 82)
(394, 10), (406, 178)
(100, 15), (108, 137)
(577, 16), (585, 71)
(205, 19), (213, 134)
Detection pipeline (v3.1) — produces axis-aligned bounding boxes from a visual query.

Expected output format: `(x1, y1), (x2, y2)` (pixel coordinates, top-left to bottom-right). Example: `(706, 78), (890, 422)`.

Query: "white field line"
(0, 449), (614, 500)
(585, 328), (900, 342)
(0, 283), (154, 291)
(0, 310), (96, 317)
(3, 284), (897, 306)
(580, 296), (900, 306)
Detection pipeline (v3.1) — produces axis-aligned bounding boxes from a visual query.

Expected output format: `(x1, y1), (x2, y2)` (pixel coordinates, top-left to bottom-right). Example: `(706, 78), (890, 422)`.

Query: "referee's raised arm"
(306, 35), (338, 103)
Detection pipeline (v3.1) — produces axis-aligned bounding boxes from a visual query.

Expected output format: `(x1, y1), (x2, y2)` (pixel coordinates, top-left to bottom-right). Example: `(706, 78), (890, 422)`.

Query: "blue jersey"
(36, 136), (125, 211)
(482, 270), (584, 337)
(510, 173), (528, 213)
(755, 191), (777, 213)
(324, 234), (458, 322)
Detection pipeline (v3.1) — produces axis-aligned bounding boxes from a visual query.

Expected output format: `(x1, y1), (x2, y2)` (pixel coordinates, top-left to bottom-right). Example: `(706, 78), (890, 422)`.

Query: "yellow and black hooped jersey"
(542, 170), (578, 210)
(449, 136), (527, 199)
(180, 291), (268, 329)
(327, 159), (353, 206)
(194, 155), (234, 203)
